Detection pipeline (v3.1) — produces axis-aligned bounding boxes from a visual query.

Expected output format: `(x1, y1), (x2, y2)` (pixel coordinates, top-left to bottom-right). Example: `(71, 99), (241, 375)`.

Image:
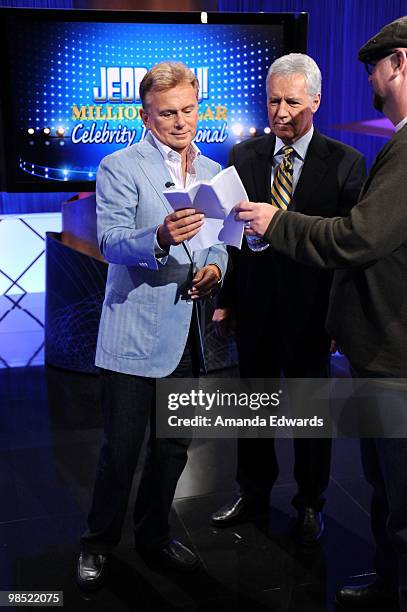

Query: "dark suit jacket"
(219, 129), (366, 365)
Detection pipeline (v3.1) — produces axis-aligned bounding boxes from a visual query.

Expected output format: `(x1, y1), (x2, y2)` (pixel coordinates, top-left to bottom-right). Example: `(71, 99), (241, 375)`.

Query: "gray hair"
(266, 53), (322, 97)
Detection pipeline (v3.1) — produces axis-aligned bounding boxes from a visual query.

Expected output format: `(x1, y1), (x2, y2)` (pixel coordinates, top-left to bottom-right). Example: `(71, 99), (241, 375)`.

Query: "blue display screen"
(0, 10), (306, 191)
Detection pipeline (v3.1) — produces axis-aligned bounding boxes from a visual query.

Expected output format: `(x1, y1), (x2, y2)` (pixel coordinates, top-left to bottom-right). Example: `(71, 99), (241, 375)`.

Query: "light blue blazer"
(95, 133), (228, 377)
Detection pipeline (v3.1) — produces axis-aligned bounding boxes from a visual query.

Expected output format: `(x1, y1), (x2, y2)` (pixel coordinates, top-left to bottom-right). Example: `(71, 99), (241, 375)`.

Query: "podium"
(45, 193), (107, 373)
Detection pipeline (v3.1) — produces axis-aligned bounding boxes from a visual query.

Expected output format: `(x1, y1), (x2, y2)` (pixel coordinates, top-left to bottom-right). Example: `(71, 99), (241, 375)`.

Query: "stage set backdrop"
(0, 0), (406, 368)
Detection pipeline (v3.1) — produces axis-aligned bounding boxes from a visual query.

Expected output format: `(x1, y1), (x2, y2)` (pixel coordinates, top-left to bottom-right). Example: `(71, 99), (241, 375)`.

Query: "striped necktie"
(271, 146), (294, 210)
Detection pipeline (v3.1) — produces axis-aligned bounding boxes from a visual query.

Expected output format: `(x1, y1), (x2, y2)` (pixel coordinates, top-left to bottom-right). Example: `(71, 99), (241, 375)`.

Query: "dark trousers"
(236, 338), (332, 510)
(81, 334), (199, 554)
(353, 376), (407, 610)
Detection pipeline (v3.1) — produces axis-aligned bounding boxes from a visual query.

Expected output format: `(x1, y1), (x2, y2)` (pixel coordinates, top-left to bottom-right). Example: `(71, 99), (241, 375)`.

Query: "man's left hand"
(235, 201), (279, 237)
(188, 264), (221, 300)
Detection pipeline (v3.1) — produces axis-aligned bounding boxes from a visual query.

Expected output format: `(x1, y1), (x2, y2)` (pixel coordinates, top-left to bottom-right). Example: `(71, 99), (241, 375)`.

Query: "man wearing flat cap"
(234, 16), (407, 611)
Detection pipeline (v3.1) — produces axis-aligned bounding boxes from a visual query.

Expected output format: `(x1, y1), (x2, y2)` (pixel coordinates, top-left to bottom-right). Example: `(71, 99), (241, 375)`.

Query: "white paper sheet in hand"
(163, 165), (247, 251)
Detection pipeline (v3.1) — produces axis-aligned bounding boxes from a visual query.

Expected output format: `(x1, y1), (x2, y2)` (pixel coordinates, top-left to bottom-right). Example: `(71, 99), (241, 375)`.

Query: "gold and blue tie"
(271, 146), (294, 210)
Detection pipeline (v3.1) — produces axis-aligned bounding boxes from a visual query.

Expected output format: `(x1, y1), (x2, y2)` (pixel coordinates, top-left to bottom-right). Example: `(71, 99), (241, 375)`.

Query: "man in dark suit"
(234, 18), (407, 609)
(211, 53), (366, 544)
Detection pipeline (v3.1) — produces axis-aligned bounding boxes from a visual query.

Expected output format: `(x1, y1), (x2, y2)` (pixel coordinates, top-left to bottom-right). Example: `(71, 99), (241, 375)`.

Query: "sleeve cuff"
(209, 263), (222, 283)
(154, 227), (169, 261)
(264, 209), (285, 243)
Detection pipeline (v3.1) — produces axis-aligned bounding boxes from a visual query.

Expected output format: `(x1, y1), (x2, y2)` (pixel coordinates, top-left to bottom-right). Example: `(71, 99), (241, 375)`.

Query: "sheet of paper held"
(163, 165), (247, 251)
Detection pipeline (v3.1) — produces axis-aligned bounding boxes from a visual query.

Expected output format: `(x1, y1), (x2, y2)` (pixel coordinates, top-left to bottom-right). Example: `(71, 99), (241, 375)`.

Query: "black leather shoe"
(294, 507), (324, 545)
(211, 496), (268, 527)
(76, 552), (108, 591)
(139, 539), (198, 573)
(334, 579), (398, 609)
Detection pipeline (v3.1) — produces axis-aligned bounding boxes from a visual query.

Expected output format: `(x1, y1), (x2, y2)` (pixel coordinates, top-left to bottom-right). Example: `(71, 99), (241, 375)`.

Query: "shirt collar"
(395, 116), (407, 132)
(150, 132), (201, 162)
(273, 125), (314, 161)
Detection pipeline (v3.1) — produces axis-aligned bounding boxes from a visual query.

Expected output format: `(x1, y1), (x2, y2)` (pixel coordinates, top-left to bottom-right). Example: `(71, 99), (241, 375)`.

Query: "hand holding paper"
(157, 208), (204, 249)
(163, 166), (247, 251)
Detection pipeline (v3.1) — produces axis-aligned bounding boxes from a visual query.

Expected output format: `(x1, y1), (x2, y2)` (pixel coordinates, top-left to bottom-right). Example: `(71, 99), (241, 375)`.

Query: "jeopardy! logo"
(92, 66), (209, 103)
(70, 66), (228, 146)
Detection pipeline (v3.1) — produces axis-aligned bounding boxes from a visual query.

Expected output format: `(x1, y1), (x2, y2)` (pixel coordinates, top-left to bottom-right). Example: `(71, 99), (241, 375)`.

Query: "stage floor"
(0, 361), (375, 611)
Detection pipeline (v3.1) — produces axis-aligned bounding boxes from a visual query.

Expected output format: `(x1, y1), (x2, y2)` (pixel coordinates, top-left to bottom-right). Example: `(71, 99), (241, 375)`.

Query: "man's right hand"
(212, 307), (234, 338)
(157, 208), (204, 249)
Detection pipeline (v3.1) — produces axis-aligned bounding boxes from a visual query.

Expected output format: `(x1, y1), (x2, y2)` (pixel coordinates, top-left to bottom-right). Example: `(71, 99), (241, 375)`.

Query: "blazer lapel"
(137, 133), (174, 215)
(292, 129), (329, 213)
(359, 134), (393, 199)
(252, 136), (274, 203)
(194, 155), (215, 181)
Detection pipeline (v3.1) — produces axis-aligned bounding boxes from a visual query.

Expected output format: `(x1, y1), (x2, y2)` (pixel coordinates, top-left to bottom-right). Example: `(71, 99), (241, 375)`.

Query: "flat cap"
(359, 16), (407, 63)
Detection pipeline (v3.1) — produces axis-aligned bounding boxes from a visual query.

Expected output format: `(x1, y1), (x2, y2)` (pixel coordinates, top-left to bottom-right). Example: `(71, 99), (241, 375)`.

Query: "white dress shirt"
(151, 133), (201, 188)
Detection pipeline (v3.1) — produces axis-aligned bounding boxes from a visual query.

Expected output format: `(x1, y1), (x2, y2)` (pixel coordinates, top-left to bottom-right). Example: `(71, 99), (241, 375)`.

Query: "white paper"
(163, 165), (246, 251)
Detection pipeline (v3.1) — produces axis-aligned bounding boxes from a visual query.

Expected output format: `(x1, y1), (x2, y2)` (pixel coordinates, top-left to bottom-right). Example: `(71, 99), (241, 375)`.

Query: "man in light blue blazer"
(77, 61), (227, 590)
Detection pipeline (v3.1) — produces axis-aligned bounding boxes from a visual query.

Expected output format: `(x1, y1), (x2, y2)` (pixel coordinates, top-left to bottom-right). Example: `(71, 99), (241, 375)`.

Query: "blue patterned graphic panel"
(2, 14), (285, 188)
